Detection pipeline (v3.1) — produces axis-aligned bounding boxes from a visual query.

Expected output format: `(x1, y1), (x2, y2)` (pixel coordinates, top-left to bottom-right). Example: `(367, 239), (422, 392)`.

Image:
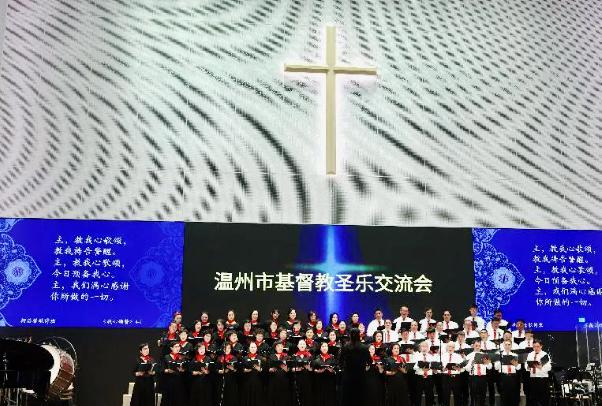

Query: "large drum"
(41, 344), (75, 400)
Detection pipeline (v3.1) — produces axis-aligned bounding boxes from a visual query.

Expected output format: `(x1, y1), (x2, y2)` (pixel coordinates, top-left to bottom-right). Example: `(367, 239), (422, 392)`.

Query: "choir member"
(464, 341), (492, 406)
(199, 311), (212, 332)
(225, 309), (239, 331)
(240, 342), (265, 406)
(413, 341), (435, 406)
(525, 340), (551, 406)
(162, 341), (187, 406)
(441, 310), (459, 331)
(312, 342), (338, 405)
(358, 323), (369, 343)
(190, 320), (203, 340)
(216, 342), (239, 406)
(201, 332), (213, 356)
(131, 343), (156, 406)
(511, 320), (526, 341)
(486, 310), (509, 330)
(502, 331), (518, 350)
(495, 340), (521, 406)
(372, 330), (386, 358)
(399, 330), (416, 405)
(435, 322), (448, 343)
(178, 330), (193, 359)
(314, 319), (328, 340)
(478, 329), (495, 352)
(408, 321), (424, 342)
(268, 342), (292, 406)
(290, 320), (304, 343)
(424, 328), (441, 354)
(249, 309), (261, 330)
(328, 312), (340, 332)
(393, 305), (414, 333)
(327, 330), (340, 354)
(213, 319), (227, 345)
(267, 308), (280, 330)
(292, 339), (313, 406)
(384, 343), (411, 406)
(441, 342), (464, 406)
(159, 322), (179, 355)
(383, 319), (399, 344)
(277, 327), (291, 354)
(254, 329), (270, 356)
(304, 328), (318, 354)
(461, 319), (480, 340)
(464, 304), (485, 331)
(338, 320), (350, 345)
(349, 312), (361, 328)
(173, 312), (183, 332)
(306, 310), (318, 331)
(241, 320), (255, 345)
(419, 308), (436, 332)
(487, 318), (504, 344)
(454, 332), (471, 406)
(227, 330), (245, 357)
(267, 321), (279, 345)
(189, 344), (212, 406)
(365, 344), (385, 406)
(518, 329), (534, 403)
(518, 329), (534, 349)
(367, 308), (385, 337)
(283, 307), (297, 331)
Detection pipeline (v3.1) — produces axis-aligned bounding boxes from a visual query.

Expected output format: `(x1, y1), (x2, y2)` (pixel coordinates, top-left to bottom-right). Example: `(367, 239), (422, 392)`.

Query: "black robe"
(384, 357), (411, 406)
(292, 353), (313, 406)
(130, 357), (155, 406)
(213, 355), (239, 406)
(161, 354), (187, 406)
(240, 355), (265, 406)
(267, 354), (293, 406)
(339, 343), (372, 406)
(365, 358), (385, 406)
(312, 355), (338, 405)
(188, 357), (213, 406)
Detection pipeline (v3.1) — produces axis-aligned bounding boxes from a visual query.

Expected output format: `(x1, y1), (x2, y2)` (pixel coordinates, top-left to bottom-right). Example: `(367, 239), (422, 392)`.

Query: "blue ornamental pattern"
(473, 228), (525, 320)
(0, 232), (41, 326)
(129, 224), (184, 327)
(0, 219), (20, 233)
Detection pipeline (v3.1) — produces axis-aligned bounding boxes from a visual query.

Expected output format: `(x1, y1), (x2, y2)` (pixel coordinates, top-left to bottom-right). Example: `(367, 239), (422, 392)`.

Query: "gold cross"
(285, 26), (377, 175)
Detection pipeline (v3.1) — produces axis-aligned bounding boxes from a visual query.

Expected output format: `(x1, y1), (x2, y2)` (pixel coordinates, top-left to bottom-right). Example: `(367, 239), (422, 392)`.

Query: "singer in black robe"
(240, 343), (265, 406)
(161, 343), (187, 406)
(312, 343), (338, 405)
(188, 345), (213, 406)
(365, 348), (386, 406)
(292, 341), (313, 406)
(384, 344), (411, 406)
(131, 344), (156, 406)
(214, 344), (239, 406)
(267, 343), (293, 406)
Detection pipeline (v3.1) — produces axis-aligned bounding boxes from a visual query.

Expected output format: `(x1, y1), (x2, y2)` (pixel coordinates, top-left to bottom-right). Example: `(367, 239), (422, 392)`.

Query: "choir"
(130, 305), (552, 406)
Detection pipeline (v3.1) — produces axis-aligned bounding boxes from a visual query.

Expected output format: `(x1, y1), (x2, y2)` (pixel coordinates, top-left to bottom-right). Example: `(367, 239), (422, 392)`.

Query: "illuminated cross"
(285, 26), (377, 175)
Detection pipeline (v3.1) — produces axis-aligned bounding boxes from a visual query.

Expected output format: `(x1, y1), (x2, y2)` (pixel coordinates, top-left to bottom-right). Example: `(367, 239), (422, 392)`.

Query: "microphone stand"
(218, 359), (226, 406)
(291, 359), (301, 406)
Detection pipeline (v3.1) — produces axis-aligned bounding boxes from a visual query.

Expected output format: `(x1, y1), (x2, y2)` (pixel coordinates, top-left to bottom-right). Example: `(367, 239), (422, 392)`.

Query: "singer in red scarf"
(189, 344), (212, 406)
(161, 342), (186, 406)
(216, 343), (238, 406)
(293, 340), (313, 406)
(312, 342), (338, 405)
(365, 344), (385, 406)
(384, 343), (411, 406)
(268, 342), (292, 406)
(158, 322), (179, 356)
(240, 342), (264, 406)
(130, 343), (155, 406)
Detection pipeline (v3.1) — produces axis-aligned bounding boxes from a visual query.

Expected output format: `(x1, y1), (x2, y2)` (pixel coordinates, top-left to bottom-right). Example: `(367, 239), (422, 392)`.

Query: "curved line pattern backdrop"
(1, 0), (601, 228)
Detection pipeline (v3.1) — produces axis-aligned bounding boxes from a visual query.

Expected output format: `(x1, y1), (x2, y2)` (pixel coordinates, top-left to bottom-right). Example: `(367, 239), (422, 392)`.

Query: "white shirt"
(382, 329), (399, 344)
(486, 319), (509, 330)
(479, 339), (496, 351)
(462, 330), (480, 339)
(511, 329), (526, 339)
(425, 336), (442, 350)
(486, 327), (505, 341)
(413, 352), (435, 377)
(525, 350), (551, 378)
(464, 315), (485, 331)
(393, 316), (414, 332)
(464, 351), (492, 376)
(441, 320), (459, 331)
(518, 339), (534, 350)
(442, 351), (464, 375)
(408, 331), (425, 341)
(495, 351), (522, 374)
(367, 319), (384, 337)
(419, 318), (437, 332)
(454, 341), (471, 351)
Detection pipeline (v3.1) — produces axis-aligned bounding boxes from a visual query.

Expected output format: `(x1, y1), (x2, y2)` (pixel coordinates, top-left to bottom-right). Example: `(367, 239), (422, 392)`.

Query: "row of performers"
(158, 323), (538, 359)
(134, 333), (551, 406)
